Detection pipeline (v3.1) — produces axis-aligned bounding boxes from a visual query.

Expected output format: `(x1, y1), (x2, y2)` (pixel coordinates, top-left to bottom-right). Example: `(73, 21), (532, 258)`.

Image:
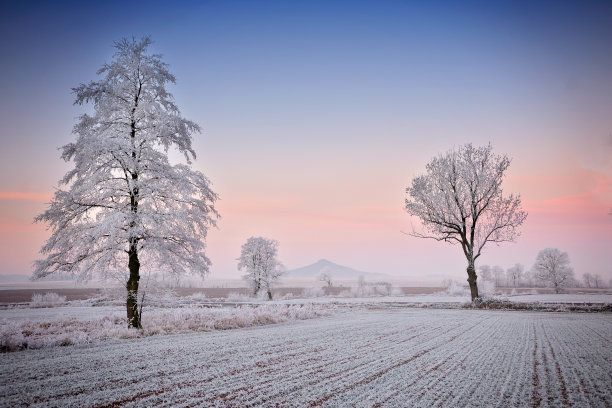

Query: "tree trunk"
(127, 242), (141, 329)
(127, 100), (141, 329)
(467, 265), (479, 301)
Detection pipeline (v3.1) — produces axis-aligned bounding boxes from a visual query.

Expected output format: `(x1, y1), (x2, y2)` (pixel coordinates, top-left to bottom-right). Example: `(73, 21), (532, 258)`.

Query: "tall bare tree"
(405, 143), (527, 300)
(34, 37), (219, 328)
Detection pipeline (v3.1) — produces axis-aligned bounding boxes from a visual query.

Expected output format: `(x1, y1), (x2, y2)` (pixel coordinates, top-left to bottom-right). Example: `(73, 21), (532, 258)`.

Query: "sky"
(0, 0), (611, 283)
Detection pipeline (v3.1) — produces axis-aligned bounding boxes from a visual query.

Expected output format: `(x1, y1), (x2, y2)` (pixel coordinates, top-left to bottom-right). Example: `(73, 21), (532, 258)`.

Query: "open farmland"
(1, 308), (610, 407)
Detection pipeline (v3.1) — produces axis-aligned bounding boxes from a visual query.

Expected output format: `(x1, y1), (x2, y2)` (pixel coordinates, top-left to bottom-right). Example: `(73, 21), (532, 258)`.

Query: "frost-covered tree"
(506, 263), (524, 287)
(492, 265), (505, 287)
(532, 248), (574, 294)
(237, 237), (283, 300)
(522, 269), (536, 288)
(318, 266), (333, 287)
(592, 273), (603, 289)
(582, 272), (593, 288)
(34, 37), (219, 328)
(318, 272), (332, 287)
(477, 264), (492, 281)
(405, 144), (527, 300)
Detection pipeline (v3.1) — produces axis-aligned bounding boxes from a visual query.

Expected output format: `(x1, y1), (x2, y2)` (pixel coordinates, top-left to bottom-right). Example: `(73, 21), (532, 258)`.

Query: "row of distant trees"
(477, 249), (607, 291)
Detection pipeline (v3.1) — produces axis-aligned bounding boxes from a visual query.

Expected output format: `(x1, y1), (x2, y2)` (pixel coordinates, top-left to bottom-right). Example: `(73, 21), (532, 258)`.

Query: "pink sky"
(2, 143), (609, 283)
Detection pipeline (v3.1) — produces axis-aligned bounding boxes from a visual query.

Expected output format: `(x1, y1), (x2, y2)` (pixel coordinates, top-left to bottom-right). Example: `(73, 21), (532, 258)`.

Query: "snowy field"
(272, 293), (612, 305)
(1, 308), (610, 407)
(506, 293), (612, 303)
(1, 292), (609, 325)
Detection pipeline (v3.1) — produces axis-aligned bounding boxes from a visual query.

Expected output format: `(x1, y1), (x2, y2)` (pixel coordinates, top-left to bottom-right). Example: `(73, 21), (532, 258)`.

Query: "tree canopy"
(34, 37), (218, 327)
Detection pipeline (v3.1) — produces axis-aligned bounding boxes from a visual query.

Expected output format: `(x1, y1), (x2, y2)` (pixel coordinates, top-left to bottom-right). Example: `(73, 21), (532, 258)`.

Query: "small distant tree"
(237, 237), (283, 300)
(582, 273), (593, 288)
(33, 37), (218, 328)
(522, 269), (534, 287)
(477, 265), (492, 281)
(405, 144), (527, 301)
(318, 267), (333, 287)
(492, 265), (505, 287)
(532, 248), (574, 294)
(592, 273), (603, 289)
(506, 263), (524, 287)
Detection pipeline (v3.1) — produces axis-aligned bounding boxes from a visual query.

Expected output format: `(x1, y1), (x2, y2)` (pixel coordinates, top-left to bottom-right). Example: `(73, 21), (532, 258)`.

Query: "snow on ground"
(0, 306), (124, 326)
(274, 295), (470, 305)
(1, 308), (610, 407)
(0, 305), (330, 352)
(506, 293), (612, 304)
(271, 292), (612, 305)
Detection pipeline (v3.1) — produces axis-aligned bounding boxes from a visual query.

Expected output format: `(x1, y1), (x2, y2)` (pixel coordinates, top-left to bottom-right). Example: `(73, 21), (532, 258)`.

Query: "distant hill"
(284, 259), (390, 280)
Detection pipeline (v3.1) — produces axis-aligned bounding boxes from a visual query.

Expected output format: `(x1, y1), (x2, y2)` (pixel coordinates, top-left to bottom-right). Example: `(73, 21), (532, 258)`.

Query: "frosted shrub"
(1, 315), (129, 352)
(445, 281), (470, 297)
(30, 293), (67, 308)
(188, 292), (207, 301)
(226, 292), (252, 302)
(479, 280), (496, 297)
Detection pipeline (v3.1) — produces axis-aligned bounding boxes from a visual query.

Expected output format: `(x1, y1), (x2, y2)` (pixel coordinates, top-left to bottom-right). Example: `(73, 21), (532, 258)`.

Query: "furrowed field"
(2, 307), (610, 407)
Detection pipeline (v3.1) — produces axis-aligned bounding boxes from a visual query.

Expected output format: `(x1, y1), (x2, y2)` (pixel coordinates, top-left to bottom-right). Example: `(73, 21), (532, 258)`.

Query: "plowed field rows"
(1, 309), (610, 407)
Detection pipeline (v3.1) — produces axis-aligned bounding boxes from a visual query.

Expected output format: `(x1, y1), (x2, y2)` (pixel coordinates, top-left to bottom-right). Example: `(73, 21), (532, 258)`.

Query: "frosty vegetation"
(405, 143), (527, 300)
(30, 293), (67, 308)
(33, 37), (218, 328)
(582, 272), (604, 288)
(317, 268), (333, 287)
(506, 263), (524, 288)
(532, 248), (574, 294)
(237, 237), (284, 300)
(0, 304), (330, 352)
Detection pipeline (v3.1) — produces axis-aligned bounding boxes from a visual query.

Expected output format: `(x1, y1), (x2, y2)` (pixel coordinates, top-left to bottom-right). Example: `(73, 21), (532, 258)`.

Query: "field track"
(1, 308), (610, 407)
